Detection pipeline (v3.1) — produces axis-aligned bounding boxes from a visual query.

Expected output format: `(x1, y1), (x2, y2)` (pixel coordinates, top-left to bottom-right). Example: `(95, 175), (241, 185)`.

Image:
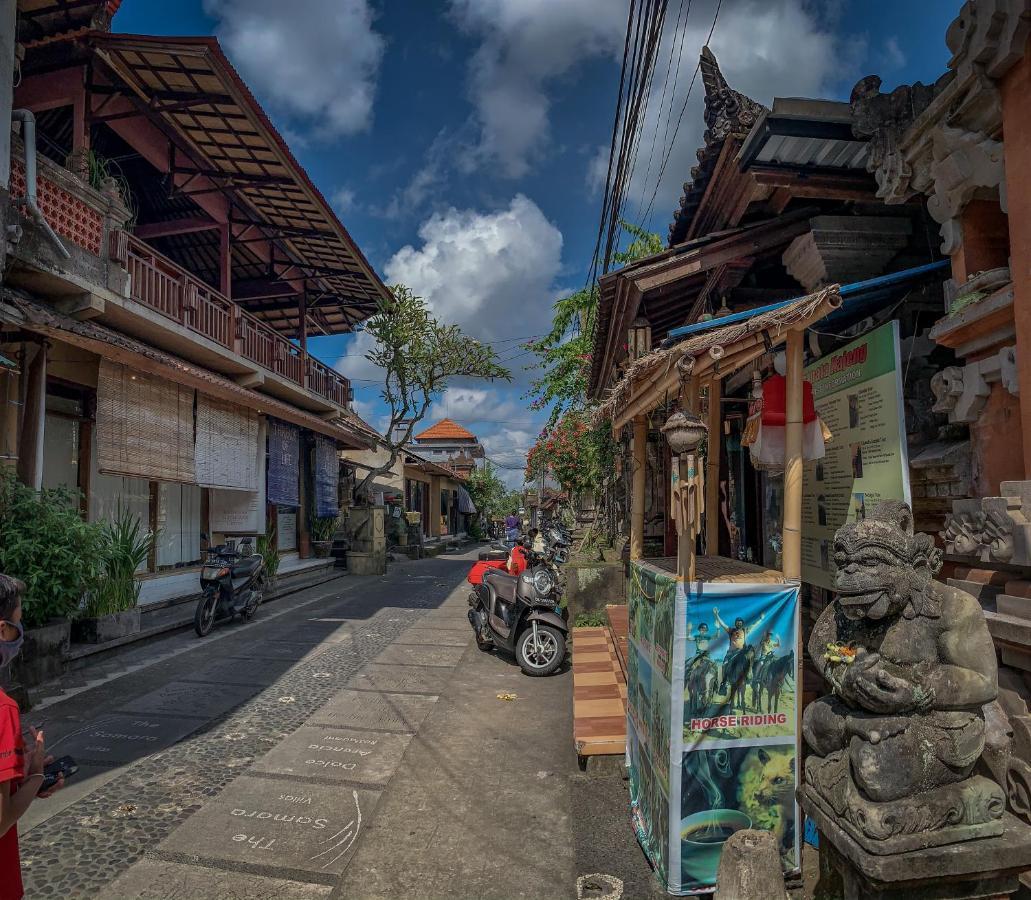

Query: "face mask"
(0, 620), (24, 668)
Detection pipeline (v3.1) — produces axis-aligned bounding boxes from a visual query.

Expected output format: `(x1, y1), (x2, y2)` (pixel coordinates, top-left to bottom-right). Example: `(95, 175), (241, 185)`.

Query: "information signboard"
(801, 321), (911, 590)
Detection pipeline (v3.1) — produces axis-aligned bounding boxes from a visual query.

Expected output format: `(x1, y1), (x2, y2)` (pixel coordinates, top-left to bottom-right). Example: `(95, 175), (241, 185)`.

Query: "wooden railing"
(110, 229), (351, 408)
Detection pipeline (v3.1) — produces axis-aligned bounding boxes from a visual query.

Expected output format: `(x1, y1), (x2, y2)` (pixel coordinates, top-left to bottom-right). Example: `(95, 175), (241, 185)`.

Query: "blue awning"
(660, 259), (949, 349)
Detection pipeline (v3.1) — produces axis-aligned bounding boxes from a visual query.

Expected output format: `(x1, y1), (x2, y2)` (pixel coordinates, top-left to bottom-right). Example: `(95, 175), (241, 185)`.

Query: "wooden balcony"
(110, 229), (352, 409)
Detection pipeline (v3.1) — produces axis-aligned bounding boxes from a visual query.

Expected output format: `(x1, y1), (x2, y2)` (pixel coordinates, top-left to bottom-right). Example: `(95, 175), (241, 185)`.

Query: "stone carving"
(946, 0), (1031, 81)
(927, 124), (1005, 249)
(930, 345), (1018, 424)
(850, 74), (941, 203)
(699, 46), (767, 145)
(802, 501), (1006, 855)
(942, 507), (1016, 562)
(942, 484), (1031, 566)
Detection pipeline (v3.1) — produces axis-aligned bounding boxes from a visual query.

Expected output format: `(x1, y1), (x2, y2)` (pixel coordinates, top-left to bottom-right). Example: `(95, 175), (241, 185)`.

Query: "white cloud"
(448, 0), (627, 177)
(481, 427), (536, 487)
(586, 144), (611, 195)
(332, 187), (357, 214)
(883, 36), (906, 70)
(204, 0), (386, 136)
(384, 194), (563, 348)
(621, 0), (864, 232)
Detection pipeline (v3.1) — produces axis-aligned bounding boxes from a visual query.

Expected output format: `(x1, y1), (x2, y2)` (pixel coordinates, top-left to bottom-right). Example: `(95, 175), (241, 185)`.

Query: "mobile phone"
(40, 755), (77, 791)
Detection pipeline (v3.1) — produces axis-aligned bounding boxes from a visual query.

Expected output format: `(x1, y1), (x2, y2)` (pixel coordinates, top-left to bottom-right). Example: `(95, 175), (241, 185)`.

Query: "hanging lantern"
(628, 316), (652, 362)
(660, 409), (707, 455)
(742, 352), (830, 472)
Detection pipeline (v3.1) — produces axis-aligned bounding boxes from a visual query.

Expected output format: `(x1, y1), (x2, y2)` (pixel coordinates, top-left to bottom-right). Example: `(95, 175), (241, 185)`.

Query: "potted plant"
(257, 519), (280, 590)
(310, 512), (338, 559)
(0, 471), (97, 686)
(73, 505), (153, 644)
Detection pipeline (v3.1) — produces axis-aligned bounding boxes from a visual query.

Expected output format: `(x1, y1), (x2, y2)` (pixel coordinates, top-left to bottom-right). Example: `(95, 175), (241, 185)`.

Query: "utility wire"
(639, 0), (723, 229)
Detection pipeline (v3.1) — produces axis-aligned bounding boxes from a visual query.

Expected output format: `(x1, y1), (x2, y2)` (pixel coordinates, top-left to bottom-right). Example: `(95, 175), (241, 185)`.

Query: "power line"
(639, 0), (723, 228)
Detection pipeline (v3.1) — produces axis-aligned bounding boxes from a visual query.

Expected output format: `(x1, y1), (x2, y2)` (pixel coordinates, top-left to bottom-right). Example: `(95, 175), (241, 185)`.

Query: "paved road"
(15, 549), (624, 899)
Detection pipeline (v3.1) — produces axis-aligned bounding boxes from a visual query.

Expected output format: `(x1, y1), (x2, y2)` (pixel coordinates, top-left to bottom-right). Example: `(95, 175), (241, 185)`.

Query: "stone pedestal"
(804, 796), (1031, 900)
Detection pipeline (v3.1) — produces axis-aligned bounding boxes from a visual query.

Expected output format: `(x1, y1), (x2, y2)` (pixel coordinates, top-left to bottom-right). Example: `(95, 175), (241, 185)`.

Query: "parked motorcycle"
(467, 528), (569, 676)
(194, 537), (266, 636)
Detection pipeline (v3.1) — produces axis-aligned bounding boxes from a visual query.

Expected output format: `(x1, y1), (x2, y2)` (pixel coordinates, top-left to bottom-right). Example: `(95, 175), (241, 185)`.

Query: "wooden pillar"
(630, 413), (647, 561)
(782, 329), (804, 581)
(16, 341), (46, 490)
(219, 223), (232, 299)
(676, 452), (699, 583)
(298, 437), (311, 558)
(298, 291), (308, 353)
(705, 377), (721, 556)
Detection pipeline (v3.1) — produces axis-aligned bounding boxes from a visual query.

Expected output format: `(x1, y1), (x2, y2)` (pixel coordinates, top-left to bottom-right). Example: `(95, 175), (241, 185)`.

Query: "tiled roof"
(414, 418), (477, 441)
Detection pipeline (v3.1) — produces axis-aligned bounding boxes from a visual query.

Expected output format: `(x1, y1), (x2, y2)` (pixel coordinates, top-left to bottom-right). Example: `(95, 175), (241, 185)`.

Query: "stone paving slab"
(225, 641), (325, 660)
(45, 713), (205, 765)
(393, 627), (470, 646)
(310, 689), (438, 734)
(159, 775), (379, 877)
(104, 858), (333, 899)
(373, 643), (466, 668)
(19, 763), (121, 833)
(180, 655), (300, 687)
(251, 725), (412, 786)
(120, 680), (262, 720)
(349, 664), (456, 695)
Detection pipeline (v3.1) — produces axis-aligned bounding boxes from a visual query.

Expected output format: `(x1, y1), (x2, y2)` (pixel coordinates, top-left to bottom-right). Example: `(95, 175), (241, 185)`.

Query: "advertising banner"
(628, 562), (800, 894)
(801, 321), (911, 589)
(267, 420), (300, 508)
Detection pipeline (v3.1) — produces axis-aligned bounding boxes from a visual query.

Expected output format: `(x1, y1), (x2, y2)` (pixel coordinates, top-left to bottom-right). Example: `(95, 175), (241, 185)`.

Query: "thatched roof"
(597, 285), (841, 429)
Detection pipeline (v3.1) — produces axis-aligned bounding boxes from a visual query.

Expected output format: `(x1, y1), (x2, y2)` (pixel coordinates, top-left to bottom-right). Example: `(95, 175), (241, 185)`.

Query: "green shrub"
(82, 505), (153, 618)
(311, 512), (338, 542)
(0, 469), (100, 628)
(574, 610), (608, 628)
(257, 518), (280, 583)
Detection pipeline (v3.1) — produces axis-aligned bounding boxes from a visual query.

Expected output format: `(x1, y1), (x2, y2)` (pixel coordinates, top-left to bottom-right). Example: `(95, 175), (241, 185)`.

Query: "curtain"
(155, 482), (201, 567)
(96, 360), (195, 483)
(314, 435), (338, 518)
(267, 419), (299, 507)
(458, 486), (476, 514)
(195, 395), (259, 491)
(210, 419), (267, 534)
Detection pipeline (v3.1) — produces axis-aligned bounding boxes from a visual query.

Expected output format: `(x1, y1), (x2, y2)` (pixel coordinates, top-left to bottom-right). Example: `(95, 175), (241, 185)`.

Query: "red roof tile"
(414, 418), (477, 441)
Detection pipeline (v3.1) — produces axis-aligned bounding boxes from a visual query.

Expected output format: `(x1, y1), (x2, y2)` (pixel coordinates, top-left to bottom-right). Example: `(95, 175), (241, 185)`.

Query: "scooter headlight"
(533, 568), (555, 596)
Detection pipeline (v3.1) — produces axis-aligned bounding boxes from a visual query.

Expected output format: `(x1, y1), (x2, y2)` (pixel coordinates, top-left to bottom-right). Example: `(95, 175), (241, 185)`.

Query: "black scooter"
(468, 532), (569, 676)
(194, 537), (265, 636)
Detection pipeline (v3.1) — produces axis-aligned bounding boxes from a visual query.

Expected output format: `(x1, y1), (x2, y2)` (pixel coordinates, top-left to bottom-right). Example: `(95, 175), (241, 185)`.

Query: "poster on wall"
(628, 562), (800, 895)
(627, 563), (676, 889)
(800, 321), (911, 590)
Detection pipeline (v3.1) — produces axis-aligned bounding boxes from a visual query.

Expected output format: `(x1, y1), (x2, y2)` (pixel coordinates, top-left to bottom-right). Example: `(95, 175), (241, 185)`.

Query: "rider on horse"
(714, 606), (765, 692)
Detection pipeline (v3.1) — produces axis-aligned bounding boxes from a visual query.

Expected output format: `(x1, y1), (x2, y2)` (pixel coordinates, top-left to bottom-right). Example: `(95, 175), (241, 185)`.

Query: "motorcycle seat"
(478, 549), (509, 562)
(231, 557), (262, 578)
(483, 569), (518, 602)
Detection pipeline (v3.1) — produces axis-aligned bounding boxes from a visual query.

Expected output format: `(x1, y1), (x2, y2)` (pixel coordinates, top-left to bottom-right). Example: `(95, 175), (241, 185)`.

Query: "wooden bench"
(572, 625), (627, 766)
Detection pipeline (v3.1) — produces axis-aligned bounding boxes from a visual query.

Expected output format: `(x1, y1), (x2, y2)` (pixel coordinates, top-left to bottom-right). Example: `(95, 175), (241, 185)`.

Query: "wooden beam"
(630, 414), (647, 561)
(219, 223), (232, 299)
(705, 377), (721, 556)
(782, 328), (804, 581)
(133, 216), (219, 240)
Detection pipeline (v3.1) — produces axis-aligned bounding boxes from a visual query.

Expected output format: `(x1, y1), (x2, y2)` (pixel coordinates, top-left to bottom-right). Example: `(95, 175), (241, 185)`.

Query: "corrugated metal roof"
(751, 133), (868, 170)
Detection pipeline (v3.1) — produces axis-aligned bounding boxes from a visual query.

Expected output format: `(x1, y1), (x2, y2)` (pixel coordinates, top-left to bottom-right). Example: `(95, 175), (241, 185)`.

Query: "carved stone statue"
(802, 500), (1006, 854)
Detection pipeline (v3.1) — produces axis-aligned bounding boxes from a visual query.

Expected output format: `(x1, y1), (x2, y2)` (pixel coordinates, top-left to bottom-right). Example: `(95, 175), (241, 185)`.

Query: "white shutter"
(195, 394), (259, 491)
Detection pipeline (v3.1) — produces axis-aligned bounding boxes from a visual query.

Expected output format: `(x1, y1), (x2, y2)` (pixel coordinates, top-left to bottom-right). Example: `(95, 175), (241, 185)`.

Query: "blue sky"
(114, 0), (957, 485)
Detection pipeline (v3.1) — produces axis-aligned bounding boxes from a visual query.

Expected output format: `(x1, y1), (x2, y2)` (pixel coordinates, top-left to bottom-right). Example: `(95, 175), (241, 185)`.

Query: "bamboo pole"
(677, 452), (698, 582)
(613, 366), (683, 432)
(782, 328), (804, 581)
(705, 376), (721, 556)
(630, 413), (647, 561)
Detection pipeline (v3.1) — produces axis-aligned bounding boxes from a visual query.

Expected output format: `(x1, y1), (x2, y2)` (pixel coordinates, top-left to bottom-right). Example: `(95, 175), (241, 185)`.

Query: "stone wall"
(563, 560), (626, 619)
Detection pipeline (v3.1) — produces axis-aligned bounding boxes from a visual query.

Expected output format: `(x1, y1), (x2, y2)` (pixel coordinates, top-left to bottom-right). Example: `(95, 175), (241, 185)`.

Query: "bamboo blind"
(97, 360), (195, 483)
(195, 395), (260, 491)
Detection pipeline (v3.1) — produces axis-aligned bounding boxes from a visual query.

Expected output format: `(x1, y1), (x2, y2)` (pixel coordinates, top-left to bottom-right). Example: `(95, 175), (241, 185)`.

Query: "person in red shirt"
(0, 575), (63, 900)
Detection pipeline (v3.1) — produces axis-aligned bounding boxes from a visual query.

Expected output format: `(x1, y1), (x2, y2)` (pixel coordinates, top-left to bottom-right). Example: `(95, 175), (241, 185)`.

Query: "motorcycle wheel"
(515, 624), (565, 677)
(242, 583), (263, 621)
(194, 589), (218, 637)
